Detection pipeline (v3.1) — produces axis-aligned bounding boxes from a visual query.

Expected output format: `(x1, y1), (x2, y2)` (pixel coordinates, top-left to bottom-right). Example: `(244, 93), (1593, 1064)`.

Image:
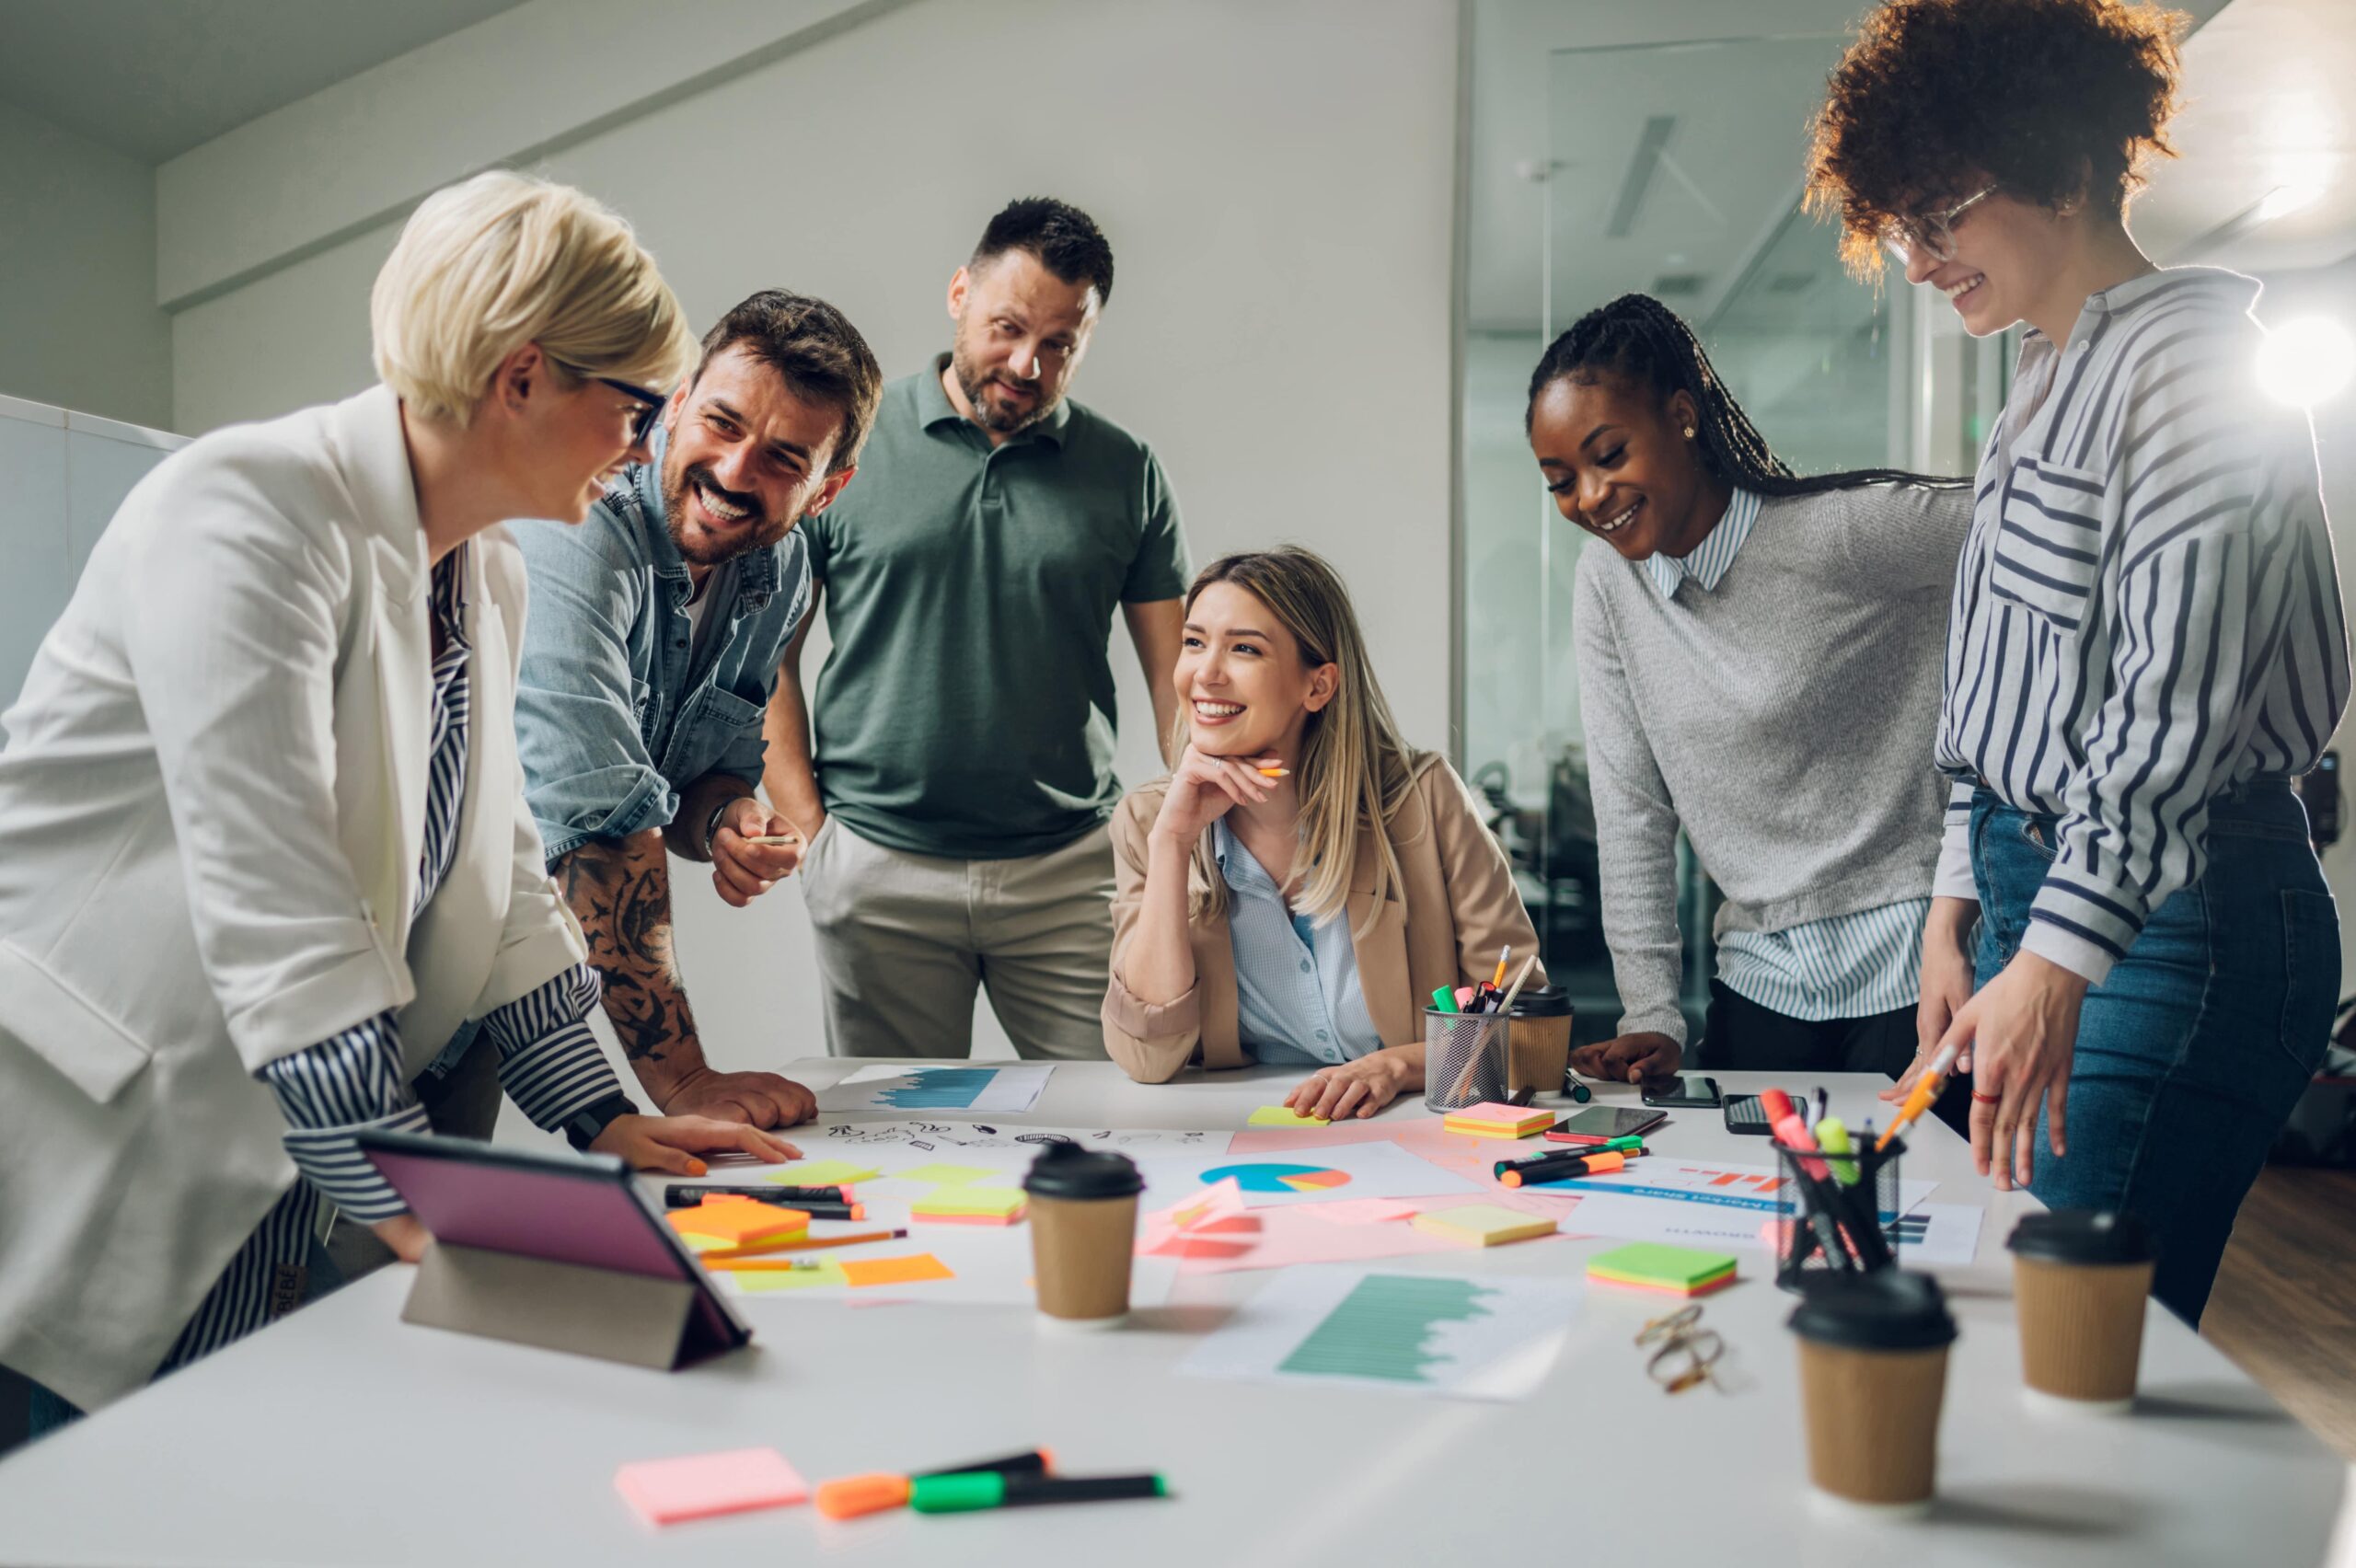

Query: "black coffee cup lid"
(1786, 1271), (1958, 1352)
(2007, 1208), (2155, 1266)
(1022, 1141), (1143, 1200)
(1507, 985), (1571, 1018)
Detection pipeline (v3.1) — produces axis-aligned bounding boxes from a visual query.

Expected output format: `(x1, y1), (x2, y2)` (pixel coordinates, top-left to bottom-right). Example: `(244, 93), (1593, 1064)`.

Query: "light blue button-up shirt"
(1214, 820), (1383, 1066)
(1644, 486), (1929, 1022)
(507, 426), (813, 863)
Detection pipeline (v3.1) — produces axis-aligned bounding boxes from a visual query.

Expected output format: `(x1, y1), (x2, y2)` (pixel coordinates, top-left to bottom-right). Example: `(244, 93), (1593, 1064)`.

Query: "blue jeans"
(1969, 782), (2338, 1325)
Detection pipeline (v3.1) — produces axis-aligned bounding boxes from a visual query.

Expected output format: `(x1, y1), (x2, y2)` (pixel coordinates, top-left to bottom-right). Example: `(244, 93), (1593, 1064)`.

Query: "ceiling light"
(2257, 316), (2356, 408)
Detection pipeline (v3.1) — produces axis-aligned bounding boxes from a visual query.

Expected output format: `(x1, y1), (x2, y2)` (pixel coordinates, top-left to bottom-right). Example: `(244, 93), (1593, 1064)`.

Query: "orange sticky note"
(838, 1253), (956, 1288)
(666, 1202), (809, 1246)
(614, 1447), (808, 1526)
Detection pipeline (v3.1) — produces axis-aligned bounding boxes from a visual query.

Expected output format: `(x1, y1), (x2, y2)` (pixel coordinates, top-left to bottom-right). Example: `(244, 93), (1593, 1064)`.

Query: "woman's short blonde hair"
(371, 169), (697, 423)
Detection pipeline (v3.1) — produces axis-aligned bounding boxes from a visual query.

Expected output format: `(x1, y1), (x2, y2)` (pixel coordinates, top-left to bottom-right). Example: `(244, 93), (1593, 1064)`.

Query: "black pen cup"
(1773, 1135), (1905, 1292)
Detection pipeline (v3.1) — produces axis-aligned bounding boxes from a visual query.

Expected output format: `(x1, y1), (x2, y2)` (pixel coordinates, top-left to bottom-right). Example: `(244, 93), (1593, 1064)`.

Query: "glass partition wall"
(1460, 29), (2009, 1043)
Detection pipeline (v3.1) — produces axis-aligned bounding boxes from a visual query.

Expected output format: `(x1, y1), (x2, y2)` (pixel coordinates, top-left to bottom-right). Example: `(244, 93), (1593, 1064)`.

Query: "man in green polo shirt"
(763, 198), (1188, 1060)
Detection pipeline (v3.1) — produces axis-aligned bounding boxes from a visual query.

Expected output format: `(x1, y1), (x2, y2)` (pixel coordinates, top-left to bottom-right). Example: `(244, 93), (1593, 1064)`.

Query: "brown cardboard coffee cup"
(1787, 1273), (1957, 1513)
(1506, 986), (1572, 1097)
(1022, 1145), (1144, 1328)
(2007, 1210), (2156, 1410)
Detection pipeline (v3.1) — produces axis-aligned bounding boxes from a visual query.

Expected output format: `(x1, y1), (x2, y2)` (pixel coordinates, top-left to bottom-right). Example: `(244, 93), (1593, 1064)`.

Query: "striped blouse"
(1933, 267), (2350, 982)
(1643, 487), (1932, 1023)
(162, 545), (622, 1373)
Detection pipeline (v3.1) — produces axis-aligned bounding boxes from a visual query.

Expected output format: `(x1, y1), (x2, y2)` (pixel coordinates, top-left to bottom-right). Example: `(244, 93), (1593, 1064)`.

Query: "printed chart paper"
(1181, 1266), (1579, 1401)
(819, 1063), (1055, 1114)
(1132, 1139), (1485, 1210)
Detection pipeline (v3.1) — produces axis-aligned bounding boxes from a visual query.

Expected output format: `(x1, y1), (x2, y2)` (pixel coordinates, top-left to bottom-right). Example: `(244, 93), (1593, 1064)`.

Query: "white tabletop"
(1, 1061), (2344, 1567)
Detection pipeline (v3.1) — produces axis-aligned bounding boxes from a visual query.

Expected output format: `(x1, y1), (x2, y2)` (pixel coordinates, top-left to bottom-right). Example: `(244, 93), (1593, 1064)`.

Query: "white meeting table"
(0, 1060), (2344, 1567)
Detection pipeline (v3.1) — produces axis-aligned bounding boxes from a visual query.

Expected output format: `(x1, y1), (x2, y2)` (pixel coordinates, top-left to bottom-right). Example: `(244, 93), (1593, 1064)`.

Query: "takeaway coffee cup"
(1787, 1272), (1958, 1515)
(1506, 985), (1573, 1098)
(1022, 1143), (1145, 1329)
(2007, 1209), (2156, 1412)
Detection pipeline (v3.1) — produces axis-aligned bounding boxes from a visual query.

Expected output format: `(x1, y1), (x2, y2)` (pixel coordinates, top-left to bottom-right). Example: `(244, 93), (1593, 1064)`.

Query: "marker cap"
(814, 1473), (912, 1520)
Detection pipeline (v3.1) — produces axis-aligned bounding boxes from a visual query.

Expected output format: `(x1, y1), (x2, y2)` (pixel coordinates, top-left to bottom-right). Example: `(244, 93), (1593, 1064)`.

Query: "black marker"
(910, 1472), (1167, 1513)
(664, 1183), (848, 1206)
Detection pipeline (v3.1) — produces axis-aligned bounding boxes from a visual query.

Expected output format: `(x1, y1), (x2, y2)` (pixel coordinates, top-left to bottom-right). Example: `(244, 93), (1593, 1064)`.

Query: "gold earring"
(1682, 426), (1695, 439)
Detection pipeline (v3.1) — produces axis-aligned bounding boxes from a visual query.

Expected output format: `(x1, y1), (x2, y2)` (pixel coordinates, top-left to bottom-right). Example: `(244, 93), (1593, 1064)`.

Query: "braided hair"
(1524, 293), (1967, 497)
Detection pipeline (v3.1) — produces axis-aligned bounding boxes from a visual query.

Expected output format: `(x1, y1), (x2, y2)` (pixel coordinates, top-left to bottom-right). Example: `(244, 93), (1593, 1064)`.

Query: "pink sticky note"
(615, 1447), (808, 1526)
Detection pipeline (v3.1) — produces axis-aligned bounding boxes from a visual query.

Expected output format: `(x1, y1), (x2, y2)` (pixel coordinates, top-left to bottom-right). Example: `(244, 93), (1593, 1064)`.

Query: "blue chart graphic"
(1197, 1161), (1352, 1194)
(870, 1068), (994, 1110)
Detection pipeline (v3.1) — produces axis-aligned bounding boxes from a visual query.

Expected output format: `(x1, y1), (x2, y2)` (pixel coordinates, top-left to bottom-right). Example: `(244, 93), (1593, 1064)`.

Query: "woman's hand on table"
(1569, 1032), (1681, 1085)
(1286, 1045), (1423, 1121)
(590, 1113), (803, 1175)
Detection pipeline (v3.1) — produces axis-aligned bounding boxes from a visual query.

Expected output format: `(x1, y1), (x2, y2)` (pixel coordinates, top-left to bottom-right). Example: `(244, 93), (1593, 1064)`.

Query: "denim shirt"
(1213, 820), (1382, 1067)
(507, 428), (813, 863)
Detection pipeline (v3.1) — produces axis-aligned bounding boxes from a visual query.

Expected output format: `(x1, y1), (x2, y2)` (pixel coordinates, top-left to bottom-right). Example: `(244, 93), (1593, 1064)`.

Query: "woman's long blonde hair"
(1176, 548), (1419, 934)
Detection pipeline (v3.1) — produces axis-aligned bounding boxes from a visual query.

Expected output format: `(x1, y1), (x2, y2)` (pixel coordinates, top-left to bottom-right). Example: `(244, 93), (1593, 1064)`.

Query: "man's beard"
(950, 338), (1057, 435)
(662, 457), (790, 567)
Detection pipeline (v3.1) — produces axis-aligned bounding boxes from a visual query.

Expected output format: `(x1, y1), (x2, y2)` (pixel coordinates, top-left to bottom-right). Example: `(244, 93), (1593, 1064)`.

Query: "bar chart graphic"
(1277, 1274), (1491, 1382)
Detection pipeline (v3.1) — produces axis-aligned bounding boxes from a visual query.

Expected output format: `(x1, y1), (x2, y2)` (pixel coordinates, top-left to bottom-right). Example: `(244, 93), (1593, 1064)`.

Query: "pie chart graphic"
(1199, 1161), (1352, 1194)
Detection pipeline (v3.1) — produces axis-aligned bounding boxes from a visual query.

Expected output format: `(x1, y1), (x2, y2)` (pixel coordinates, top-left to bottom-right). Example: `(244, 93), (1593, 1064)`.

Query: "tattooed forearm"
(552, 831), (705, 1082)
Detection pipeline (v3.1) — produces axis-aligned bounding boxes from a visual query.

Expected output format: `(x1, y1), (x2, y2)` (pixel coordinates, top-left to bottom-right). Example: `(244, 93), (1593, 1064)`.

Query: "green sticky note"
(677, 1231), (730, 1254)
(737, 1260), (849, 1294)
(1248, 1106), (1330, 1128)
(764, 1159), (884, 1187)
(1585, 1242), (1738, 1289)
(911, 1185), (1028, 1218)
(893, 1163), (998, 1186)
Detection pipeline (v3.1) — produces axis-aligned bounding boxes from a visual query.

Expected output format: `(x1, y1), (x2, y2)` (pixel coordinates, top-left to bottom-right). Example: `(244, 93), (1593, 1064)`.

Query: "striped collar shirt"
(1935, 267), (2350, 983)
(1643, 486), (1761, 600)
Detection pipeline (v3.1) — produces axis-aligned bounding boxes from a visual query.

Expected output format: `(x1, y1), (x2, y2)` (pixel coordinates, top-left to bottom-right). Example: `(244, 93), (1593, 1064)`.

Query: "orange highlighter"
(817, 1449), (1055, 1520)
(1876, 1042), (1958, 1151)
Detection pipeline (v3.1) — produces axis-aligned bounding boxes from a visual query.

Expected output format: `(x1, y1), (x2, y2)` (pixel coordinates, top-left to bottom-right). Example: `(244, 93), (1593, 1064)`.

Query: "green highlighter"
(910, 1471), (1168, 1513)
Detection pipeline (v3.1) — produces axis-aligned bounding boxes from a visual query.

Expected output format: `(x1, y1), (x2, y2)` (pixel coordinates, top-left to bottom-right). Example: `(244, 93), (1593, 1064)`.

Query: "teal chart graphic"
(1278, 1274), (1492, 1383)
(1197, 1161), (1353, 1195)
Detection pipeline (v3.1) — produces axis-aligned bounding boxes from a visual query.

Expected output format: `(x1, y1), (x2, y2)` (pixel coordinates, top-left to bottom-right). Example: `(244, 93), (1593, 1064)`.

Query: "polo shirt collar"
(921, 353), (1072, 447)
(619, 424), (781, 608)
(1643, 485), (1761, 600)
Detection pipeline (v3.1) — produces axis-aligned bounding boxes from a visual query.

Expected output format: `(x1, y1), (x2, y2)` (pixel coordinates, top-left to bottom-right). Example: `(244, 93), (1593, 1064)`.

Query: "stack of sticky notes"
(1410, 1204), (1560, 1248)
(1442, 1101), (1558, 1139)
(1586, 1242), (1738, 1297)
(1248, 1105), (1331, 1128)
(615, 1447), (808, 1526)
(666, 1196), (809, 1249)
(909, 1186), (1029, 1226)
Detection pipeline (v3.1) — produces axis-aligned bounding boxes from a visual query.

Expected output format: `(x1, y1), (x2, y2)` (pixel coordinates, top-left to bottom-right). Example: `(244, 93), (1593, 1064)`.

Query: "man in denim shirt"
(509, 292), (881, 1128)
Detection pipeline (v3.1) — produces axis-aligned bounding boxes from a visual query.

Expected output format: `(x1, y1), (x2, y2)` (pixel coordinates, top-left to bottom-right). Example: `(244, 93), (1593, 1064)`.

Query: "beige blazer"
(1103, 752), (1543, 1081)
(0, 385), (586, 1409)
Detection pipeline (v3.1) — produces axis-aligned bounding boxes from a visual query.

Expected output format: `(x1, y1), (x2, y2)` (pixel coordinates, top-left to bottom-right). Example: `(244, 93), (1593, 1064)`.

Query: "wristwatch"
(562, 1091), (641, 1152)
(702, 797), (738, 859)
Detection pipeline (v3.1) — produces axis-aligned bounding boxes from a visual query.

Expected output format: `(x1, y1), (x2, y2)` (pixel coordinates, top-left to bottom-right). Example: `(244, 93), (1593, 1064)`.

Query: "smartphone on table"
(1639, 1073), (1723, 1109)
(1542, 1105), (1669, 1145)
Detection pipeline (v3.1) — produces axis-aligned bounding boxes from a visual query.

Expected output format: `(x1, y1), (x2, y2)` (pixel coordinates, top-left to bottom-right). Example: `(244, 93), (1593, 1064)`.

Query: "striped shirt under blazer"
(1934, 267), (2350, 982)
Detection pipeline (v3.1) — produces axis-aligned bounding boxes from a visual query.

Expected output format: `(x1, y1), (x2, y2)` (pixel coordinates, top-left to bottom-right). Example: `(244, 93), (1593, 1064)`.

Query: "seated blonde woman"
(1103, 547), (1542, 1118)
(0, 171), (798, 1428)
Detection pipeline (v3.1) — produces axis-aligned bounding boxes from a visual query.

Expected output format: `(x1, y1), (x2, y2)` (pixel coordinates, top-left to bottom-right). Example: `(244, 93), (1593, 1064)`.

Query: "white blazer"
(0, 385), (587, 1409)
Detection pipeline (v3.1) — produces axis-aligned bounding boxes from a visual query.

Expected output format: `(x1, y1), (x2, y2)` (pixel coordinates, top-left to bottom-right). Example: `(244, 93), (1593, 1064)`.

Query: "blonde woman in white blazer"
(0, 173), (800, 1424)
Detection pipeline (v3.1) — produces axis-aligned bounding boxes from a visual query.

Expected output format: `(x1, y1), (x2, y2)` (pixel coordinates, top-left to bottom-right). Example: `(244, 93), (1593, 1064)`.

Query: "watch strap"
(563, 1090), (641, 1152)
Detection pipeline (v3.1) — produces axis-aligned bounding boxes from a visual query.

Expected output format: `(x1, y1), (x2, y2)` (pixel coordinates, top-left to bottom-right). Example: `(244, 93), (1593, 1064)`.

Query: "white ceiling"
(0, 0), (527, 164)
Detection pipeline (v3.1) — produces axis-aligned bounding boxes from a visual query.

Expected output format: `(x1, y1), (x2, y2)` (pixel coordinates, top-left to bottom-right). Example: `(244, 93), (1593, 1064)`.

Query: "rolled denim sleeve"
(507, 513), (676, 861)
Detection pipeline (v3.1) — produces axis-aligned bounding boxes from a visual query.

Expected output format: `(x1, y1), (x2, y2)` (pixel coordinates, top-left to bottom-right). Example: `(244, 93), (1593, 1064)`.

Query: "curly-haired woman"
(1811, 0), (2350, 1321)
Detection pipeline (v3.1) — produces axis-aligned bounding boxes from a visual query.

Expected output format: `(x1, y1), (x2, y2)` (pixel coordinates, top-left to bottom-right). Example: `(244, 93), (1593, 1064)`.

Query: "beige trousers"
(801, 815), (1115, 1061)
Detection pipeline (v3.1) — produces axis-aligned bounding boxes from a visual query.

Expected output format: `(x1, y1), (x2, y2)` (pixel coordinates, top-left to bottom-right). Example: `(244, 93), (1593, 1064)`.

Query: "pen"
(910, 1472), (1167, 1513)
(1498, 1144), (1630, 1177)
(1431, 986), (1458, 1014)
(816, 1450), (1057, 1520)
(1817, 1116), (1860, 1186)
(1538, 1132), (1645, 1155)
(1493, 1143), (1638, 1178)
(666, 1183), (850, 1205)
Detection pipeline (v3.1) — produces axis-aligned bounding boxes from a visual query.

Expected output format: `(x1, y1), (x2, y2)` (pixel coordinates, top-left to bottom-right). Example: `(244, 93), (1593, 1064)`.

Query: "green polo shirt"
(803, 360), (1190, 859)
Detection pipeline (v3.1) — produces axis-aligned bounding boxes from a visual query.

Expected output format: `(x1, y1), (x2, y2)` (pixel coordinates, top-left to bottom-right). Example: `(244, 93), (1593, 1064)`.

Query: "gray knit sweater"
(1572, 482), (1973, 1043)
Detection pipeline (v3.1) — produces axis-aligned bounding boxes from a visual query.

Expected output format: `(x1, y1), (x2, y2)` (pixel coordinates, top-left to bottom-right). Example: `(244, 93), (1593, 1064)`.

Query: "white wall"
(0, 99), (173, 430)
(169, 0), (1461, 1072)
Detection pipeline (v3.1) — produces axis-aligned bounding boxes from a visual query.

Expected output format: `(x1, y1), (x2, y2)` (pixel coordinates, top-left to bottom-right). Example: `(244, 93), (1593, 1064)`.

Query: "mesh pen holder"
(1425, 1009), (1510, 1112)
(1773, 1134), (1907, 1293)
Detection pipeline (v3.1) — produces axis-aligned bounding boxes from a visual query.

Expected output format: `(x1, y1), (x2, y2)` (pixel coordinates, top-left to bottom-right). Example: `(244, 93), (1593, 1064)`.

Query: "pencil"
(1256, 767), (1289, 778)
(700, 1228), (908, 1262)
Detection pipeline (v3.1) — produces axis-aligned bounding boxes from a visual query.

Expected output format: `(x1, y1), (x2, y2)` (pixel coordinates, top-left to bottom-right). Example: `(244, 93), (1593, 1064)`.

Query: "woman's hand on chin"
(1284, 1046), (1422, 1121)
(1151, 744), (1286, 846)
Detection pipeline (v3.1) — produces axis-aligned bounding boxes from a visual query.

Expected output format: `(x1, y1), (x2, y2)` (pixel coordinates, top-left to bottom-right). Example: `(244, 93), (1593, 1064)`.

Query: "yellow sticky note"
(894, 1163), (998, 1186)
(910, 1186), (1028, 1224)
(839, 1253), (956, 1288)
(1409, 1205), (1560, 1248)
(1248, 1106), (1330, 1128)
(738, 1260), (849, 1294)
(764, 1159), (884, 1188)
